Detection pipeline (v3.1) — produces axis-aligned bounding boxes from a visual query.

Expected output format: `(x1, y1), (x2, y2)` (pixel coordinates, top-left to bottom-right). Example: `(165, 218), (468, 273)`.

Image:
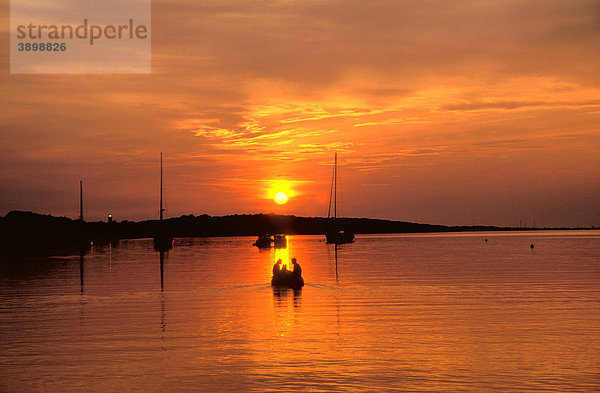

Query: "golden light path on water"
(273, 236), (290, 270)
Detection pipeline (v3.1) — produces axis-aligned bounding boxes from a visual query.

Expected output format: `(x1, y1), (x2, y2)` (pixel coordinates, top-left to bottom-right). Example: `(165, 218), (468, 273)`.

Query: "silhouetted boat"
(271, 270), (304, 289)
(75, 237), (93, 252)
(325, 153), (355, 244)
(273, 234), (287, 248)
(253, 234), (273, 248)
(153, 153), (173, 252)
(253, 234), (287, 248)
(153, 236), (173, 251)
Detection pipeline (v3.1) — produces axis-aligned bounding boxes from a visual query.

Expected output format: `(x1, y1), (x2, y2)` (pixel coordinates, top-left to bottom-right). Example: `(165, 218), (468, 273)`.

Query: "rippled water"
(1, 231), (599, 392)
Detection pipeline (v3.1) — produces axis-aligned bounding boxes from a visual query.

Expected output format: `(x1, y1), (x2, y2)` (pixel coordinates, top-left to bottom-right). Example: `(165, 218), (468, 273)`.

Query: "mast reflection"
(326, 243), (340, 284)
(160, 251), (165, 292)
(78, 248), (90, 327)
(79, 251), (85, 294)
(158, 250), (166, 343)
(335, 244), (339, 283)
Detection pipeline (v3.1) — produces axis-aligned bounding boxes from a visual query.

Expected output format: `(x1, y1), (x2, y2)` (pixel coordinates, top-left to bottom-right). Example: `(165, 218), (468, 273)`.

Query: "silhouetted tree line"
(0, 210), (511, 255)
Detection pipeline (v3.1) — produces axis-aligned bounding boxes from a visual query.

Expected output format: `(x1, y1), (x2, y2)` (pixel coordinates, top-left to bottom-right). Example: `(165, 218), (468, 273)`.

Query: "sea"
(1, 231), (599, 392)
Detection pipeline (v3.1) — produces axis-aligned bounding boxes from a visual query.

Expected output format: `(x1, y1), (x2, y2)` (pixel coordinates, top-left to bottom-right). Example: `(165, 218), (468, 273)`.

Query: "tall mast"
(327, 155), (334, 218)
(79, 180), (84, 221)
(159, 152), (164, 221)
(334, 153), (337, 219)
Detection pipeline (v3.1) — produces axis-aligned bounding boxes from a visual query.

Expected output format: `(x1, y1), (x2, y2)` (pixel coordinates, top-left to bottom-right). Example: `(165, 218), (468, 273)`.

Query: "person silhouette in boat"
(271, 258), (304, 288)
(273, 259), (282, 278)
(291, 258), (302, 278)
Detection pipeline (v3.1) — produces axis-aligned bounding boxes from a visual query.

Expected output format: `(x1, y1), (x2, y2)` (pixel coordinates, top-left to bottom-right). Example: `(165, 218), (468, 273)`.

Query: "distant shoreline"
(0, 210), (595, 255)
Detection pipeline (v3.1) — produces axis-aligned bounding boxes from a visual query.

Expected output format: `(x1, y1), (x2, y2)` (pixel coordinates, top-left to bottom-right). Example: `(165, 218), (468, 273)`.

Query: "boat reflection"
(79, 251), (85, 294)
(334, 244), (338, 283)
(159, 251), (165, 291)
(272, 286), (302, 309)
(326, 243), (340, 284)
(158, 250), (167, 345)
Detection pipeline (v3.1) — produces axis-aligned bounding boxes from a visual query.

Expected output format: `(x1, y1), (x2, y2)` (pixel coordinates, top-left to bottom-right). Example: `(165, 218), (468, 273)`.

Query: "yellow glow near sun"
(267, 180), (296, 205)
(274, 192), (288, 204)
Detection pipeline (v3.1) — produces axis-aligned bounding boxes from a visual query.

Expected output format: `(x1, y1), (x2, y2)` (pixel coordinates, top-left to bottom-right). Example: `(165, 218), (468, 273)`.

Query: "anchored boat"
(253, 234), (273, 248)
(325, 153), (355, 244)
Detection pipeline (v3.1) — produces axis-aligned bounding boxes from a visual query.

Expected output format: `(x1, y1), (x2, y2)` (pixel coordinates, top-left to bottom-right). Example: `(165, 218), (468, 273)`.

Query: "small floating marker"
(484, 238), (488, 242)
(530, 243), (534, 249)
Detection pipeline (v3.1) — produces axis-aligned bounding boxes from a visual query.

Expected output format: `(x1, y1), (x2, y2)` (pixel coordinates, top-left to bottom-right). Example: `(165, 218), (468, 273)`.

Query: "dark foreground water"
(1, 231), (599, 392)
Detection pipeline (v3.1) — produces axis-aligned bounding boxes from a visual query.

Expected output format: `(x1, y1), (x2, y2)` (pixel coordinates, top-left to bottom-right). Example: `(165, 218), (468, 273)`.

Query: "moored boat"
(273, 234), (287, 248)
(325, 153), (355, 244)
(153, 236), (173, 251)
(253, 234), (273, 248)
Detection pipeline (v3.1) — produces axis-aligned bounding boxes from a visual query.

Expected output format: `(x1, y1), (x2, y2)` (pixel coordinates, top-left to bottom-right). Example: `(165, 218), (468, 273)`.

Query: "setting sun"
(267, 180), (298, 206)
(274, 192), (288, 205)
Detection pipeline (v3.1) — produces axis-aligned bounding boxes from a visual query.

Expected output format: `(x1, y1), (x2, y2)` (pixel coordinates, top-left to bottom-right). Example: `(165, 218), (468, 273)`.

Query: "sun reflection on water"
(273, 236), (291, 270)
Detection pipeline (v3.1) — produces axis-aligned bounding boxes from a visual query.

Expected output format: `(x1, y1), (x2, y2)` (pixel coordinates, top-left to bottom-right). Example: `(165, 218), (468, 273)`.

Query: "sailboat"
(153, 153), (174, 251)
(325, 153), (355, 244)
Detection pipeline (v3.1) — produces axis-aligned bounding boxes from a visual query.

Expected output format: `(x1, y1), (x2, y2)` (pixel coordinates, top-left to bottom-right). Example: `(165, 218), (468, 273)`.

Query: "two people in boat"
(272, 258), (302, 281)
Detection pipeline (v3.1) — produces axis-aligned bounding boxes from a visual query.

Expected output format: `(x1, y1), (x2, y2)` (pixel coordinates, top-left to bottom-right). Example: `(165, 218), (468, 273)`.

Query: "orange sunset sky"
(1, 1), (599, 227)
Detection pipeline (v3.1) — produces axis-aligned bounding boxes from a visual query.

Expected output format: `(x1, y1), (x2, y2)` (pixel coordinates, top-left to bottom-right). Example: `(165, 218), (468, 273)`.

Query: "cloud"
(353, 117), (431, 128)
(443, 100), (600, 112)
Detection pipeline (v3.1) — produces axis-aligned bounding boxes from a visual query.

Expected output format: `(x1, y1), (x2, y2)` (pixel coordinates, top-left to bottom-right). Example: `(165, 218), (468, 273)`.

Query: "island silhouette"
(0, 210), (577, 255)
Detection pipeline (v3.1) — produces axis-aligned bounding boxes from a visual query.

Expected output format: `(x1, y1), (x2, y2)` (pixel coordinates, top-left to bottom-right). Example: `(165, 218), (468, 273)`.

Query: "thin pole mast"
(334, 153), (337, 219)
(79, 180), (83, 221)
(327, 157), (335, 218)
(160, 152), (164, 221)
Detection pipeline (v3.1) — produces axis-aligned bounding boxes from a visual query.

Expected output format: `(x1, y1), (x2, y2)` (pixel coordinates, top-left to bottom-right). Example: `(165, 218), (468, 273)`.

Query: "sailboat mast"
(327, 155), (334, 218)
(334, 153), (337, 219)
(79, 180), (84, 221)
(159, 153), (164, 221)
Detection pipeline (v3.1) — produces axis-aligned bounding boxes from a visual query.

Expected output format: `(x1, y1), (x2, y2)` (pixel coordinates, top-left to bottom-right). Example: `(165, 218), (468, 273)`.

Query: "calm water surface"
(1, 231), (599, 392)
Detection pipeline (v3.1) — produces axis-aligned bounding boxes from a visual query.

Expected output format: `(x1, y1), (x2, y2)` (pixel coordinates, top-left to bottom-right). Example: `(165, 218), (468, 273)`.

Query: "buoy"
(530, 243), (534, 249)
(484, 238), (488, 242)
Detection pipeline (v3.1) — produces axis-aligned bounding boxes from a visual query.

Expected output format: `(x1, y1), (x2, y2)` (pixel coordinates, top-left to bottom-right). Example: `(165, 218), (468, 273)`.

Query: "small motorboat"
(271, 272), (304, 290)
(253, 234), (273, 248)
(273, 234), (287, 248)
